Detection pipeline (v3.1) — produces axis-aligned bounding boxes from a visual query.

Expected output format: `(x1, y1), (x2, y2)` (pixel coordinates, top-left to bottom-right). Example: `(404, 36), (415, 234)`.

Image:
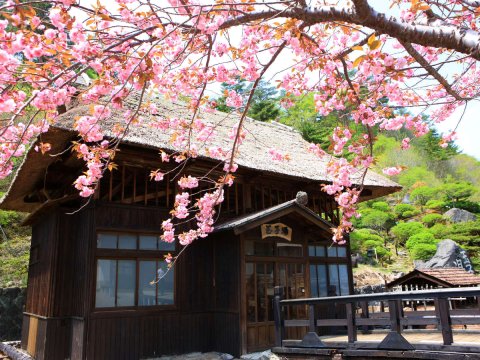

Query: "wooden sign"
(261, 223), (292, 241)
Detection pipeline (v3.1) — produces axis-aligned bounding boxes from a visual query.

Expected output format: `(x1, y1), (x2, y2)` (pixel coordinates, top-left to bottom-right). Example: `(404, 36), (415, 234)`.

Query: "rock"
(420, 239), (459, 268)
(241, 350), (278, 360)
(443, 208), (477, 223)
(295, 191), (308, 206)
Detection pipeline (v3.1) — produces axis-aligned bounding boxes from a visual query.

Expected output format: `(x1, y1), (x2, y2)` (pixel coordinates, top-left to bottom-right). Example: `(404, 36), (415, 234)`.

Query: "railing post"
(273, 286), (284, 348)
(308, 304), (316, 332)
(360, 301), (371, 333)
(346, 302), (357, 343)
(300, 303), (326, 348)
(388, 300), (401, 333)
(378, 300), (414, 350)
(435, 297), (453, 345)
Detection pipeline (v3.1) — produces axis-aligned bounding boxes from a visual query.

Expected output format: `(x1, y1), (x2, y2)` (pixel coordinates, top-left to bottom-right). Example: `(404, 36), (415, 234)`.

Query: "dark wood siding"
(26, 213), (58, 316)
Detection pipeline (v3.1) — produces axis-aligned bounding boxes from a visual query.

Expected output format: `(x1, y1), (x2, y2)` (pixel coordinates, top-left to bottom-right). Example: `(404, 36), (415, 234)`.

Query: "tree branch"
(400, 40), (466, 101)
(219, 5), (480, 60)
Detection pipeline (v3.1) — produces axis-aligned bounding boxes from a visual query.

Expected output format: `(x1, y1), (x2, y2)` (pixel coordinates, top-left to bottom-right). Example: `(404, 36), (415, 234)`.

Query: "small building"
(0, 98), (400, 359)
(387, 268), (480, 291)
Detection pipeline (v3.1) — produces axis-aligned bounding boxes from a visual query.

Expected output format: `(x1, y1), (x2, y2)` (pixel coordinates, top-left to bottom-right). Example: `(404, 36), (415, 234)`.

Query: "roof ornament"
(295, 191), (308, 206)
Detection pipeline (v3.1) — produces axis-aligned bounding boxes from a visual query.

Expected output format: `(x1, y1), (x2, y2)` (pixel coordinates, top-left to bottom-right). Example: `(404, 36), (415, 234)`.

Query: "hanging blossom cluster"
(0, 0), (478, 245)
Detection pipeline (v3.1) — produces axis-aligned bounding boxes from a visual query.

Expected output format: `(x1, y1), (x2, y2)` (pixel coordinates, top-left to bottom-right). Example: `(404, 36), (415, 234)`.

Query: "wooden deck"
(319, 330), (480, 345)
(275, 331), (480, 359)
(272, 287), (480, 359)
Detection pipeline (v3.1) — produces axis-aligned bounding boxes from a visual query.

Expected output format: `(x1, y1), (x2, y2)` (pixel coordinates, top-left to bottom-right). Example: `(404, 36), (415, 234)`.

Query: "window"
(310, 263), (349, 297)
(308, 244), (346, 258)
(309, 243), (349, 297)
(95, 232), (175, 308)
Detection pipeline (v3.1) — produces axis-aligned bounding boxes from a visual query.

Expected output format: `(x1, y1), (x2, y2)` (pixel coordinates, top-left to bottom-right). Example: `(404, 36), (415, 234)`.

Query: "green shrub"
(401, 210), (420, 218)
(411, 243), (438, 260)
(406, 232), (437, 250)
(429, 223), (448, 237)
(0, 210), (22, 227)
(426, 199), (447, 210)
(394, 203), (418, 218)
(358, 209), (395, 231)
(371, 201), (390, 212)
(364, 239), (383, 249)
(422, 213), (443, 227)
(391, 222), (425, 246)
(350, 229), (383, 253)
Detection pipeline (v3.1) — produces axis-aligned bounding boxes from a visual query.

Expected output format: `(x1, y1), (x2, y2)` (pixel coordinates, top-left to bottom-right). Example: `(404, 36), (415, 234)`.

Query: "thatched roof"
(0, 95), (400, 212)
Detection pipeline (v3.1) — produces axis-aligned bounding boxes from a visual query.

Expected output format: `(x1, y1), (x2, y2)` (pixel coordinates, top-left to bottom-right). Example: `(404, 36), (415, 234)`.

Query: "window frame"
(307, 241), (350, 297)
(93, 230), (177, 311)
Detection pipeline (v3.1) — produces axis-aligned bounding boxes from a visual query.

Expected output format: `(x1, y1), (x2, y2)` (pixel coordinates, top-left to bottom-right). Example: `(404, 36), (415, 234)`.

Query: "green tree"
(406, 232), (437, 250)
(391, 221), (425, 247)
(441, 181), (475, 202)
(215, 79), (281, 121)
(360, 210), (395, 233)
(411, 243), (438, 260)
(398, 167), (440, 188)
(421, 213), (443, 227)
(371, 201), (390, 212)
(410, 186), (438, 206)
(393, 203), (419, 219)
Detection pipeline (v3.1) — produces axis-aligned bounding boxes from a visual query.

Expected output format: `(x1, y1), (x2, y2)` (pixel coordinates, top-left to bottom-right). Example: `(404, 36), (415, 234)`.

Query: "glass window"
(139, 235), (157, 250)
(117, 260), (136, 306)
(139, 260), (156, 306)
(328, 264), (339, 296)
(98, 233), (117, 249)
(339, 264), (350, 296)
(316, 246), (326, 257)
(118, 234), (137, 249)
(158, 239), (175, 251)
(309, 264), (327, 298)
(327, 246), (337, 257)
(308, 245), (326, 257)
(95, 231), (176, 308)
(157, 262), (174, 305)
(337, 246), (347, 257)
(95, 259), (116, 307)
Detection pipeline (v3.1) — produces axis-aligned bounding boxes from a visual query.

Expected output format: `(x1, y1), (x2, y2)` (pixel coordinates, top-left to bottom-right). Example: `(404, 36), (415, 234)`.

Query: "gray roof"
(215, 197), (334, 234)
(53, 95), (400, 188)
(0, 95), (400, 212)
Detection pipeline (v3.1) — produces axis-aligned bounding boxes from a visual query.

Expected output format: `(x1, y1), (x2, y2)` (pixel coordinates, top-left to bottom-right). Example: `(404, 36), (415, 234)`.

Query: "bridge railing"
(273, 286), (480, 350)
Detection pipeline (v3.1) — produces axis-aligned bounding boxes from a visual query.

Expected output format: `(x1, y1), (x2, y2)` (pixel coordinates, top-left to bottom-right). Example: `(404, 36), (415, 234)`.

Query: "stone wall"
(0, 288), (26, 341)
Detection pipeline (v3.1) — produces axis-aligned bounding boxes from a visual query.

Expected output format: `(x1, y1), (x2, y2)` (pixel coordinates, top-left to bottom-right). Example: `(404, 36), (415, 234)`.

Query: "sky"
(71, 0), (480, 160)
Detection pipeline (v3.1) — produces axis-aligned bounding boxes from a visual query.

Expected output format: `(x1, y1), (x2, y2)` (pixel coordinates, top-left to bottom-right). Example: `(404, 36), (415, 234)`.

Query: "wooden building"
(0, 97), (400, 359)
(387, 268), (480, 291)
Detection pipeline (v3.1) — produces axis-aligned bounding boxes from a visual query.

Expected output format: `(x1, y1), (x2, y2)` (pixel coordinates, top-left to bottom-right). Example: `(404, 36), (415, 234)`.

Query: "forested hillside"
(279, 92), (480, 272)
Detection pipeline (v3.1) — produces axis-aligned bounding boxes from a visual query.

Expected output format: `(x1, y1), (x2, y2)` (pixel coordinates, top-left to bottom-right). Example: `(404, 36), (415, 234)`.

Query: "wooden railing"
(273, 286), (480, 351)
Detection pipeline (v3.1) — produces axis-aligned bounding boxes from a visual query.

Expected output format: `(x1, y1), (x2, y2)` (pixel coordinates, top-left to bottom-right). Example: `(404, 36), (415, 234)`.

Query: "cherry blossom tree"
(0, 0), (479, 250)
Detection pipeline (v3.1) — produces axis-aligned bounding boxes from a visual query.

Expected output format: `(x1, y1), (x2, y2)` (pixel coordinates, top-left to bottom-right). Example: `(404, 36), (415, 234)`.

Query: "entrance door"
(245, 261), (306, 352)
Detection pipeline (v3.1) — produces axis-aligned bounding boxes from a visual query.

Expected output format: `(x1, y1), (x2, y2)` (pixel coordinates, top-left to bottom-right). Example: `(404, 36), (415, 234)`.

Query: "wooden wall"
(82, 203), (243, 359)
